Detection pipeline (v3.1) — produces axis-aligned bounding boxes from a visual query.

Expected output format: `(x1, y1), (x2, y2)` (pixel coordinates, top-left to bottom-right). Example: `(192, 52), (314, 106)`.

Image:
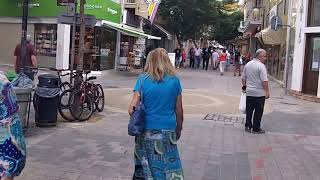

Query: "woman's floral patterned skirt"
(0, 114), (26, 178)
(133, 130), (184, 180)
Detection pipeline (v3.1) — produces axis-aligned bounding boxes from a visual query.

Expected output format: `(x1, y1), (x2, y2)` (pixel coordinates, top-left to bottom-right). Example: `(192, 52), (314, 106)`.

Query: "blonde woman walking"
(129, 48), (184, 180)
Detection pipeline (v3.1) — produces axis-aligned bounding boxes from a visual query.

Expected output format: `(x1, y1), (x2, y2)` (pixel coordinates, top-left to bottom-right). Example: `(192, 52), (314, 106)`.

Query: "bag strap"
(139, 74), (148, 102)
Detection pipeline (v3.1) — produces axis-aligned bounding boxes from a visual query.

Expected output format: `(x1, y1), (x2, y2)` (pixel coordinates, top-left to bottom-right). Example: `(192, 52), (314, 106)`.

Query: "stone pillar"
(291, 0), (307, 92)
(56, 24), (71, 70)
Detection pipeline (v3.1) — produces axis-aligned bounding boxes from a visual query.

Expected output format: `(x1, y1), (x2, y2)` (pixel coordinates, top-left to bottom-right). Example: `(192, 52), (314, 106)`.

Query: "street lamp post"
(78, 0), (85, 71)
(20, 0), (29, 73)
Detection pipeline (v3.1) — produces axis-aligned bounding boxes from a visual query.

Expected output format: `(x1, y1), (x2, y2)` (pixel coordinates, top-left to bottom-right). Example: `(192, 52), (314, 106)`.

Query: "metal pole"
(70, 1), (77, 80)
(20, 0), (29, 73)
(78, 0), (85, 71)
(284, 0), (293, 95)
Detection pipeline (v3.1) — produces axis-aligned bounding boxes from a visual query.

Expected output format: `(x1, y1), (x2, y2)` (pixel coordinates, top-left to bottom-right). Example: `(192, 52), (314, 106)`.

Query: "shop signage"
(0, 0), (121, 23)
(57, 0), (75, 6)
(270, 15), (282, 31)
(107, 8), (118, 15)
(145, 0), (161, 23)
(58, 13), (97, 27)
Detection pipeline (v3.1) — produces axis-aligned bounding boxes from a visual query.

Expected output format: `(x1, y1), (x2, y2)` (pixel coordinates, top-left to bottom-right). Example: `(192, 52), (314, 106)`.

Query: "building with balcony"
(237, 0), (264, 59)
(238, 0), (320, 100)
(122, 0), (175, 52)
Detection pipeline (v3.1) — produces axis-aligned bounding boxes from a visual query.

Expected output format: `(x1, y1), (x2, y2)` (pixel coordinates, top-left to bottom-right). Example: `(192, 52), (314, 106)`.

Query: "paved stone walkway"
(9, 68), (320, 180)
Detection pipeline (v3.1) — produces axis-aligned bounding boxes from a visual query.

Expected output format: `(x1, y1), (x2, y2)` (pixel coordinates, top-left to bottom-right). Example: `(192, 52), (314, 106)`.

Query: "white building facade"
(291, 0), (320, 98)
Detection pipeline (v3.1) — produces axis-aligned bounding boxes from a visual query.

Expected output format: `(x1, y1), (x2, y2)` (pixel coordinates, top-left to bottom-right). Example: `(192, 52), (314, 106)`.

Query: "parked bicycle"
(58, 70), (105, 122)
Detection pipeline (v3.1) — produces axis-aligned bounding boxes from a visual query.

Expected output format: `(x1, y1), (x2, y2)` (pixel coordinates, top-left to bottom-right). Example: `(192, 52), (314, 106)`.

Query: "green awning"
(101, 20), (161, 40)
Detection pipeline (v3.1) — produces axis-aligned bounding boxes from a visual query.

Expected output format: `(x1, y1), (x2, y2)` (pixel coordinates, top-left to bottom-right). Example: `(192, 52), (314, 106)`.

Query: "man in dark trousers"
(189, 46), (195, 68)
(242, 49), (270, 134)
(234, 46), (242, 76)
(202, 43), (210, 70)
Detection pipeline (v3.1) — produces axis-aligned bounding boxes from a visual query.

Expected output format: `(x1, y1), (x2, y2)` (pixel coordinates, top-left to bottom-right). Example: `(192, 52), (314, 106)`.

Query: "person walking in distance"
(211, 48), (219, 70)
(194, 45), (202, 69)
(242, 49), (270, 134)
(202, 44), (210, 70)
(181, 48), (187, 68)
(234, 46), (242, 76)
(14, 34), (38, 80)
(219, 49), (227, 75)
(226, 49), (231, 71)
(174, 45), (182, 69)
(189, 46), (195, 68)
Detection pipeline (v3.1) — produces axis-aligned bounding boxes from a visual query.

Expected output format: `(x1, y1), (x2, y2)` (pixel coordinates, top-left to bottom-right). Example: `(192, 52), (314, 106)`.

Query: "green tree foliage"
(159, 0), (243, 43)
(209, 10), (243, 43)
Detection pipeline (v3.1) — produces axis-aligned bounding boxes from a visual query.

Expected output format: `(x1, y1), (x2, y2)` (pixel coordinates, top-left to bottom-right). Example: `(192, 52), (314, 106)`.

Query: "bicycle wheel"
(69, 90), (93, 121)
(95, 84), (105, 112)
(58, 89), (76, 122)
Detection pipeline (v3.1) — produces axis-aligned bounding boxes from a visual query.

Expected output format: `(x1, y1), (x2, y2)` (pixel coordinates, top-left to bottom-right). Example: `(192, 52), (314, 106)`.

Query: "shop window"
(308, 0), (320, 26)
(35, 24), (57, 57)
(94, 28), (116, 70)
(307, 35), (320, 71)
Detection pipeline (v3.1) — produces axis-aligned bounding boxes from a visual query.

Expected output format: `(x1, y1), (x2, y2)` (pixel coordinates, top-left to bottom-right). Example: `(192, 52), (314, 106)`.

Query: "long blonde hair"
(144, 48), (176, 81)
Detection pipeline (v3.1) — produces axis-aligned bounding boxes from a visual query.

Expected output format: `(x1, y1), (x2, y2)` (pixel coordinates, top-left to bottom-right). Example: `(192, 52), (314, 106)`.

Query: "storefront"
(0, 0), (121, 70)
(101, 21), (161, 71)
(255, 27), (286, 81)
(291, 0), (320, 98)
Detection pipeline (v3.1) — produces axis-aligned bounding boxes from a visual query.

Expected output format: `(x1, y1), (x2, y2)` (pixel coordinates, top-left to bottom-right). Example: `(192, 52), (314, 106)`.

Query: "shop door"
(303, 34), (320, 95)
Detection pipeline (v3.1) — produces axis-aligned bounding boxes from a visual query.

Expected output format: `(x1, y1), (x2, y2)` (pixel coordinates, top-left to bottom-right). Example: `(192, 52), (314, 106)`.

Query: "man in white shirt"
(194, 45), (202, 68)
(211, 49), (219, 70)
(242, 49), (270, 134)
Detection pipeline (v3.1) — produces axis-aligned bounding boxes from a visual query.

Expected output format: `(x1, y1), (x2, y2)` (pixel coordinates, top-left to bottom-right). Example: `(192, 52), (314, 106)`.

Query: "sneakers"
(252, 129), (266, 134)
(245, 127), (251, 133)
(245, 128), (266, 134)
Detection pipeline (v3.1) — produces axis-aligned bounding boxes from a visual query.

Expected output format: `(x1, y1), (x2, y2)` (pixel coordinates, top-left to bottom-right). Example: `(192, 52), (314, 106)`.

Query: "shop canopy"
(255, 27), (285, 45)
(101, 20), (161, 40)
(153, 23), (174, 40)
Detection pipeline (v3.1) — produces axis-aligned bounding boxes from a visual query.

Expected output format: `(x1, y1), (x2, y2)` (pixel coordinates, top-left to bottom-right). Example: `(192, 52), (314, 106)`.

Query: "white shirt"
(226, 51), (231, 59)
(194, 48), (202, 56)
(242, 58), (268, 97)
(212, 52), (219, 61)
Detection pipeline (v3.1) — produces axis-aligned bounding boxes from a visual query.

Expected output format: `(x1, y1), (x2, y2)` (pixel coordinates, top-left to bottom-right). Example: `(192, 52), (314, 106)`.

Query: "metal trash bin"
(33, 74), (60, 127)
(13, 87), (33, 130)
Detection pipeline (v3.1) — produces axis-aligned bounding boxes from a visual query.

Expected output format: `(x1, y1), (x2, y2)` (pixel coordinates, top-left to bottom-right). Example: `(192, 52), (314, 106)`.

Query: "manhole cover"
(203, 114), (245, 125)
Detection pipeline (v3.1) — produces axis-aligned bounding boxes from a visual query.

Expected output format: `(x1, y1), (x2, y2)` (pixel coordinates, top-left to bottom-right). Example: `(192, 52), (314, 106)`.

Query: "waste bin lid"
(38, 74), (59, 88)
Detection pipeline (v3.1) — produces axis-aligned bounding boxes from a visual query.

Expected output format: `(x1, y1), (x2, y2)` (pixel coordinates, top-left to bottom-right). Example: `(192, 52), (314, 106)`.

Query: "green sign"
(81, 0), (121, 23)
(0, 0), (121, 23)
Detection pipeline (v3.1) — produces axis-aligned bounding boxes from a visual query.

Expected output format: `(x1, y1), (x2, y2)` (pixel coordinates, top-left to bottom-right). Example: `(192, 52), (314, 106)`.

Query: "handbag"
(128, 76), (146, 136)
